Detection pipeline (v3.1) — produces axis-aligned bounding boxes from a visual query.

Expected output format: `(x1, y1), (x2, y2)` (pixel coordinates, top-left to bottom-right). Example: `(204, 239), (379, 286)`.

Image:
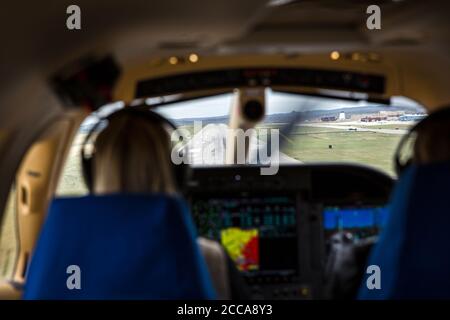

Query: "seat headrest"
(24, 194), (216, 300)
(359, 163), (450, 299)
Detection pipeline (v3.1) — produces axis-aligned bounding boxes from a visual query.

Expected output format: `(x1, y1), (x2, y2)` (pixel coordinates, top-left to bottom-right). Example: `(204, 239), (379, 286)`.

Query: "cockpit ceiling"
(2, 0), (449, 74)
(231, 0), (450, 53)
(0, 0), (450, 121)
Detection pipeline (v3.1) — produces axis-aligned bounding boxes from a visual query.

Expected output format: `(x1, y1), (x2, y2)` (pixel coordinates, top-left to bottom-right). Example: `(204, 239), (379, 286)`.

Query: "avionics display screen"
(323, 206), (389, 242)
(191, 196), (298, 276)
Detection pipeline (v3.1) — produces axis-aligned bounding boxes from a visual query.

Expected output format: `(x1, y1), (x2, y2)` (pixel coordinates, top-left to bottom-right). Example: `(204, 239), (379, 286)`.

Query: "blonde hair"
(92, 112), (176, 195)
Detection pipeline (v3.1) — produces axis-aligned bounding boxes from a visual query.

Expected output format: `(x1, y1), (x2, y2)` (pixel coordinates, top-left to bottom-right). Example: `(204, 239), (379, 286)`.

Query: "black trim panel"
(187, 163), (393, 206)
(136, 68), (386, 98)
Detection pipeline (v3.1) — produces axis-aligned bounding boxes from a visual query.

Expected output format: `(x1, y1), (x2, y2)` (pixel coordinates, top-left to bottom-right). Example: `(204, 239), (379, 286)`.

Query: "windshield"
(154, 90), (426, 176)
(56, 90), (425, 196)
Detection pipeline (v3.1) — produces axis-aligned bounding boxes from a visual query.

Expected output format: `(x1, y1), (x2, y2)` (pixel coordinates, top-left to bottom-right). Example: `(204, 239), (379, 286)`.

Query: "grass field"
(258, 124), (403, 175)
(0, 122), (404, 280)
(282, 126), (402, 176)
(56, 135), (88, 196)
(0, 187), (17, 279)
(353, 124), (411, 130)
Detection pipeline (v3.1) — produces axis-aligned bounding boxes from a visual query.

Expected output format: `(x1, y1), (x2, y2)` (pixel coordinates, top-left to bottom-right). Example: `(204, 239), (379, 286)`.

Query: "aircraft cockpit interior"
(0, 0), (450, 308)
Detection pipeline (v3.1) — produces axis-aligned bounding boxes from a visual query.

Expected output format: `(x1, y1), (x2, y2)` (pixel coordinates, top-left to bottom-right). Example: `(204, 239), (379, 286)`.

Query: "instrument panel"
(187, 164), (393, 299)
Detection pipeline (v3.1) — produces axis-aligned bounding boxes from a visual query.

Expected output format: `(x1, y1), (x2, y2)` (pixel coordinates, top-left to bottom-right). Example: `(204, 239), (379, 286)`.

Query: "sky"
(81, 90), (425, 125)
(153, 90), (425, 120)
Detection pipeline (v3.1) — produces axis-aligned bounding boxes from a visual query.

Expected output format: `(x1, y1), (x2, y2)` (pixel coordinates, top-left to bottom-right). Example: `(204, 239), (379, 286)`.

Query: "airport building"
(399, 114), (427, 122)
(321, 116), (337, 122)
(360, 116), (388, 122)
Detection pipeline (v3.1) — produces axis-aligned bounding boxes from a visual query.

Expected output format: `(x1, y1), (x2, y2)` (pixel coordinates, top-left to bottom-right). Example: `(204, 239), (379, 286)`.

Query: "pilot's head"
(413, 110), (450, 164)
(92, 111), (176, 195)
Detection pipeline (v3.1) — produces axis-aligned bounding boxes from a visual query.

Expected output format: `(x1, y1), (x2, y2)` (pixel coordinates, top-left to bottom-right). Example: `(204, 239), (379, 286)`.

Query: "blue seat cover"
(24, 194), (216, 300)
(359, 163), (450, 299)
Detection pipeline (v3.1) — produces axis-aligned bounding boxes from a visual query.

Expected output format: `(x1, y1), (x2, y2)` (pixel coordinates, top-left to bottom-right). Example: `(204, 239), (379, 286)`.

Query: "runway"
(301, 123), (408, 135)
(184, 123), (300, 165)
